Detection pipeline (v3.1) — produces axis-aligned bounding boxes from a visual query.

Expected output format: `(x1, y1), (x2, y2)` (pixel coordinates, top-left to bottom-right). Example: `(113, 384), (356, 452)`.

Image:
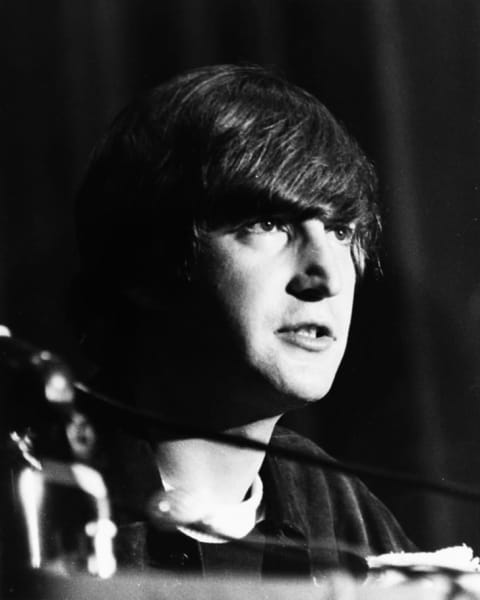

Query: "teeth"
(296, 327), (318, 338)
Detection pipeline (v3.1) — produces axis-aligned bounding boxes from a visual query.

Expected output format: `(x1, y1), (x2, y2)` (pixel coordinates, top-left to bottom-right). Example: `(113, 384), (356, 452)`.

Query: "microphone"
(0, 325), (76, 462)
(0, 325), (75, 405)
(0, 329), (117, 580)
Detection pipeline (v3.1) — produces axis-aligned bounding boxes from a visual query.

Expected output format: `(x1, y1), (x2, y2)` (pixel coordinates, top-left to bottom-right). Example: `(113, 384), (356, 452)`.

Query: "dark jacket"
(99, 425), (414, 580)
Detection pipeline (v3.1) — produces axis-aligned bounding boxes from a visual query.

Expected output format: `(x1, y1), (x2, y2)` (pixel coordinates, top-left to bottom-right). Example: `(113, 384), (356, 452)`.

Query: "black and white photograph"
(2, 2), (480, 598)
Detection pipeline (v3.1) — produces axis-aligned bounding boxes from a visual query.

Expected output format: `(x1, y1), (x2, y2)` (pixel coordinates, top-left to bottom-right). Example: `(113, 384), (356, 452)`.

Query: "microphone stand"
(0, 328), (117, 598)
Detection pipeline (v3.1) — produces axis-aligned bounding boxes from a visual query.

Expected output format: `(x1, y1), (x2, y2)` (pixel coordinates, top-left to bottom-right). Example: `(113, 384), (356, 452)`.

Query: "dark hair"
(75, 64), (379, 341)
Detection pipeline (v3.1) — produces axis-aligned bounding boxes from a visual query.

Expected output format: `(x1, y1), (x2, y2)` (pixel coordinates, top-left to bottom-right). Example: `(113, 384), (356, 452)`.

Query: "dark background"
(2, 0), (480, 552)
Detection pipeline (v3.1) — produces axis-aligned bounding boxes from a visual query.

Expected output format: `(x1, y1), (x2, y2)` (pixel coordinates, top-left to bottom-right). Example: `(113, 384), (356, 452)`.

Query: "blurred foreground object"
(367, 545), (480, 597)
(368, 544), (480, 573)
(7, 568), (480, 600)
(0, 329), (117, 597)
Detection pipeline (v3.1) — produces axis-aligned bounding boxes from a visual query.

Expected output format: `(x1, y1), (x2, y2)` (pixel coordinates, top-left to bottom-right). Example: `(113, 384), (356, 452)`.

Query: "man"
(71, 64), (413, 580)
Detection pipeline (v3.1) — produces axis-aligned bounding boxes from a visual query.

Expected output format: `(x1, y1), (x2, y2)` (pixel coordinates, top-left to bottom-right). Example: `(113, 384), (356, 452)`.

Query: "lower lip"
(276, 331), (335, 352)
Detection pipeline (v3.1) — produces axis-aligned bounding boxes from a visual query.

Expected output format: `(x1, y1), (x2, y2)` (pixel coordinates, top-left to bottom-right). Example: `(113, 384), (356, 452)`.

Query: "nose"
(286, 220), (343, 301)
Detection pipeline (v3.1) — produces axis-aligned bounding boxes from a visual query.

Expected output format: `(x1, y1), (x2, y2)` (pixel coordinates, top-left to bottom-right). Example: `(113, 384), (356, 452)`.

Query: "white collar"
(162, 475), (264, 544)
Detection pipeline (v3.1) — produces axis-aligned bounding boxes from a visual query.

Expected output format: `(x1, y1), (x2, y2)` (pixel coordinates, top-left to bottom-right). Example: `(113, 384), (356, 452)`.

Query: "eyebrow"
(203, 186), (335, 229)
(202, 187), (363, 236)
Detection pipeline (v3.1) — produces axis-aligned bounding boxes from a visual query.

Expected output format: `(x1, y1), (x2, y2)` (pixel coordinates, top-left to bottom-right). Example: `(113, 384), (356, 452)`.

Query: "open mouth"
(278, 324), (332, 337)
(276, 324), (335, 352)
(291, 325), (331, 339)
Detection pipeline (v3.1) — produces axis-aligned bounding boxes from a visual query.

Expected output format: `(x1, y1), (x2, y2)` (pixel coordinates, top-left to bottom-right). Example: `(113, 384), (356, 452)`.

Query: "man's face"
(195, 214), (357, 414)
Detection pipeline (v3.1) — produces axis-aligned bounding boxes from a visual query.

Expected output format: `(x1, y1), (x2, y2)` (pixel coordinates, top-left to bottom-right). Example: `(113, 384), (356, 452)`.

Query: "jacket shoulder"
(269, 426), (415, 555)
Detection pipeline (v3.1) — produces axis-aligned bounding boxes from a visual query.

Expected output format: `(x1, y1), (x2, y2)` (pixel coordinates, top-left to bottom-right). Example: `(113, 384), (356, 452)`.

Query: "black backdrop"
(2, 0), (480, 552)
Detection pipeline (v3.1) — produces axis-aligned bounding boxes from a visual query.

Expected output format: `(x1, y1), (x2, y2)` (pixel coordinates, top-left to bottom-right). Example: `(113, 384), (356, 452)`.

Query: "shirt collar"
(103, 426), (310, 542)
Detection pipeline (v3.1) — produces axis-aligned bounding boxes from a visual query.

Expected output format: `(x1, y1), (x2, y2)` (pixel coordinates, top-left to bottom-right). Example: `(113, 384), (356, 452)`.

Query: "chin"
(282, 358), (341, 397)
(271, 372), (336, 407)
(244, 354), (339, 412)
(288, 384), (333, 404)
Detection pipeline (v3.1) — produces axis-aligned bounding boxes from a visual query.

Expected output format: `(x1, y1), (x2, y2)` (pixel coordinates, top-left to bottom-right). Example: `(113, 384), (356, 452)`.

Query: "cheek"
(196, 251), (256, 340)
(216, 269), (267, 331)
(200, 244), (268, 316)
(204, 266), (282, 365)
(335, 265), (356, 334)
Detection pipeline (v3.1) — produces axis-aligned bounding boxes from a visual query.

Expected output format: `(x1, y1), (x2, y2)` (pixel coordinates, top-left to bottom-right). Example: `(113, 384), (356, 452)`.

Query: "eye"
(331, 223), (355, 244)
(243, 219), (285, 234)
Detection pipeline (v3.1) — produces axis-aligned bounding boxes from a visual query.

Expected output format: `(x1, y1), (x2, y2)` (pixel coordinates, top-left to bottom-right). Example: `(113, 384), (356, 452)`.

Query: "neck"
(155, 416), (280, 505)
